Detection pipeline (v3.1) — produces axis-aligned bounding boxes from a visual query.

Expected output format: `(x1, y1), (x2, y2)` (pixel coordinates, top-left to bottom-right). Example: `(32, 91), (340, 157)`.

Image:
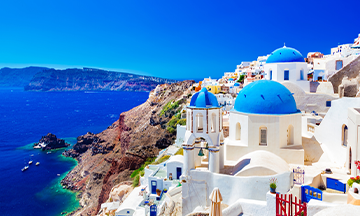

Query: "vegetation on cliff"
(60, 80), (194, 215)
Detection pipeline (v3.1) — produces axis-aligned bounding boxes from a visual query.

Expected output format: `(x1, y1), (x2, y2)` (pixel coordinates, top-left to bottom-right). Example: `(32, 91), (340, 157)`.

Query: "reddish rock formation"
(61, 80), (194, 215)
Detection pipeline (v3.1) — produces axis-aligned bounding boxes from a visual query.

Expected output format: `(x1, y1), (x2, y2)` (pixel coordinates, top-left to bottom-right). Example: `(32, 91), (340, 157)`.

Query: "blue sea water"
(0, 88), (149, 216)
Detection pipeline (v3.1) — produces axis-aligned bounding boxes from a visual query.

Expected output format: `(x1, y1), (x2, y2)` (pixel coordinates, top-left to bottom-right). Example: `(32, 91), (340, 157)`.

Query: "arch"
(287, 125), (294, 145)
(259, 126), (267, 145)
(341, 124), (348, 146)
(300, 69), (304, 80)
(211, 113), (217, 133)
(235, 122), (241, 140)
(186, 133), (214, 147)
(195, 113), (204, 133)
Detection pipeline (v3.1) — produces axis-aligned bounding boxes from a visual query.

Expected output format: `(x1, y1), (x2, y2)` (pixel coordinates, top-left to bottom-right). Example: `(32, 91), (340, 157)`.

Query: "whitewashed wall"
(315, 98), (360, 167)
(182, 170), (292, 215)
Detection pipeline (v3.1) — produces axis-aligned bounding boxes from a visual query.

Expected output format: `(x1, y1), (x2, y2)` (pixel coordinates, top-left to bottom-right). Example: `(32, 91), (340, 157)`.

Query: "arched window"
(211, 113), (216, 133)
(342, 124), (348, 146)
(300, 69), (304, 80)
(196, 113), (203, 133)
(287, 125), (294, 145)
(259, 127), (267, 145)
(270, 70), (273, 80)
(236, 123), (241, 140)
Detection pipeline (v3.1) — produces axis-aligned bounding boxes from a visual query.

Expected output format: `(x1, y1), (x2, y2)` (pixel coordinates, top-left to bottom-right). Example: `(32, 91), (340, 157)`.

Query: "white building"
(314, 98), (360, 168)
(264, 46), (310, 92)
(183, 87), (224, 174)
(226, 80), (304, 165)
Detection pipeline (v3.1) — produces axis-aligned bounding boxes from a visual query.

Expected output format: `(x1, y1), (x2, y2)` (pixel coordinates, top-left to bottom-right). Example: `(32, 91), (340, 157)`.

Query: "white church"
(181, 78), (360, 215)
(264, 46), (310, 92)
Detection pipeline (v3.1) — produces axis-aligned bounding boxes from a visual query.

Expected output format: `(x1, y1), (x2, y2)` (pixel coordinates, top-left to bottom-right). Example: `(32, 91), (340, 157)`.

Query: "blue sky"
(0, 0), (358, 79)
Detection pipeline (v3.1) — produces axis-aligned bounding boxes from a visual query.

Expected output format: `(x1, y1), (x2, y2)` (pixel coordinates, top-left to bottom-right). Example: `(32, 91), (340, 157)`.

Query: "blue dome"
(266, 47), (305, 64)
(228, 78), (234, 81)
(234, 83), (240, 86)
(189, 88), (219, 108)
(234, 80), (299, 115)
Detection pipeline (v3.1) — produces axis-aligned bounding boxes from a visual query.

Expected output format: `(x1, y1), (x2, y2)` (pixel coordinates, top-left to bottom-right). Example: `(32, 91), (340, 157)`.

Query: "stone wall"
(329, 55), (360, 93)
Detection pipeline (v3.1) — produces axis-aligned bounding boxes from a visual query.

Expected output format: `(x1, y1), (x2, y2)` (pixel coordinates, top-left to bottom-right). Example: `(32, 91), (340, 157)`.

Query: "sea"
(0, 87), (149, 216)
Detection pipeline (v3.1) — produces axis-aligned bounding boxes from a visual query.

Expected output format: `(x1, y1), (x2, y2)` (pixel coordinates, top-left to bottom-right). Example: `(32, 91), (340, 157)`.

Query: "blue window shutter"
(284, 70), (289, 80)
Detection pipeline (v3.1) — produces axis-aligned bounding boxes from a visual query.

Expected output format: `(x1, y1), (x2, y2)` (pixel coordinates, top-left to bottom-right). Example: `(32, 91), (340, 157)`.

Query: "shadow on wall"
(302, 136), (324, 164)
(232, 158), (251, 175)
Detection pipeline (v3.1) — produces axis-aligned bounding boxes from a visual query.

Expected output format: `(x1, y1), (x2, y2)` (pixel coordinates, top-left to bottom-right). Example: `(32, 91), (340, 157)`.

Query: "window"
(196, 113), (203, 133)
(287, 125), (294, 145)
(284, 70), (289, 80)
(336, 60), (343, 70)
(342, 124), (348, 146)
(260, 127), (267, 145)
(270, 70), (272, 80)
(211, 113), (216, 133)
(300, 69), (304, 80)
(326, 101), (331, 107)
(236, 123), (241, 140)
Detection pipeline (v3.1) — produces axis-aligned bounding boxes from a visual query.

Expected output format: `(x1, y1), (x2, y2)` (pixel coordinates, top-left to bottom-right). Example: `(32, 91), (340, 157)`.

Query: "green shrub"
(132, 175), (140, 187)
(167, 127), (175, 134)
(168, 117), (178, 127)
(160, 100), (181, 116)
(130, 157), (156, 178)
(237, 75), (245, 83)
(177, 119), (186, 126)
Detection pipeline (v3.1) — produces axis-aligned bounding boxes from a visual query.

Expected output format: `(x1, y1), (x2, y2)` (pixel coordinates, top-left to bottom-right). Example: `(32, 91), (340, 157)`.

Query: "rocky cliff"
(0, 66), (48, 87)
(33, 133), (70, 150)
(61, 80), (194, 215)
(328, 55), (360, 93)
(25, 68), (177, 92)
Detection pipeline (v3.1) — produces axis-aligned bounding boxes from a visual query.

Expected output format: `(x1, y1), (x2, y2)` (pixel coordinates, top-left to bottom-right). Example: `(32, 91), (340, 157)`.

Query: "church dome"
(189, 88), (219, 108)
(266, 47), (305, 64)
(234, 80), (299, 115)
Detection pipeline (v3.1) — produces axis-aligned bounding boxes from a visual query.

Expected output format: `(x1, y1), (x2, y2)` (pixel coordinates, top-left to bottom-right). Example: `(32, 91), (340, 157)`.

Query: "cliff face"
(61, 80), (194, 215)
(25, 68), (177, 92)
(0, 66), (48, 87)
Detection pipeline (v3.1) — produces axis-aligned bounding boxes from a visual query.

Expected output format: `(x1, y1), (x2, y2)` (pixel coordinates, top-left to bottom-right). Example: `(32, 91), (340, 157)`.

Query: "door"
(151, 180), (157, 194)
(150, 205), (157, 216)
(301, 185), (322, 203)
(176, 167), (182, 179)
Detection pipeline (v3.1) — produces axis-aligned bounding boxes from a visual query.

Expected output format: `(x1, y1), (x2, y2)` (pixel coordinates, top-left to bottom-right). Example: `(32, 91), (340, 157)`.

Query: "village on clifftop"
(98, 33), (360, 216)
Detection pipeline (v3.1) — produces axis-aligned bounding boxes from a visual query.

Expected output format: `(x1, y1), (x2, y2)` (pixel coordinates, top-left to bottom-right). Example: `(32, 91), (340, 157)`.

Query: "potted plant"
(348, 160), (360, 188)
(163, 188), (168, 193)
(270, 178), (277, 194)
(156, 189), (161, 196)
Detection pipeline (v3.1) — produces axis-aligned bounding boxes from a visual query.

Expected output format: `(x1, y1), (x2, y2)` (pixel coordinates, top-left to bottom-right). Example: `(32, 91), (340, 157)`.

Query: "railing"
(276, 194), (307, 216)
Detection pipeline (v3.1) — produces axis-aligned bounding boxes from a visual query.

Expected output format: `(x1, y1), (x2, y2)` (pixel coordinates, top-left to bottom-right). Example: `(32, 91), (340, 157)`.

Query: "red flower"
(351, 177), (355, 180)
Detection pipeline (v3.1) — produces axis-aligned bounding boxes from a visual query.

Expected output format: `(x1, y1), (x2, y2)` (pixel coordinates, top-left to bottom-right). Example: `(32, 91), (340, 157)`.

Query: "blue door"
(301, 185), (322, 203)
(270, 70), (272, 80)
(176, 167), (182, 179)
(150, 205), (157, 216)
(327, 178), (346, 193)
(151, 180), (157, 194)
(284, 70), (289, 80)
